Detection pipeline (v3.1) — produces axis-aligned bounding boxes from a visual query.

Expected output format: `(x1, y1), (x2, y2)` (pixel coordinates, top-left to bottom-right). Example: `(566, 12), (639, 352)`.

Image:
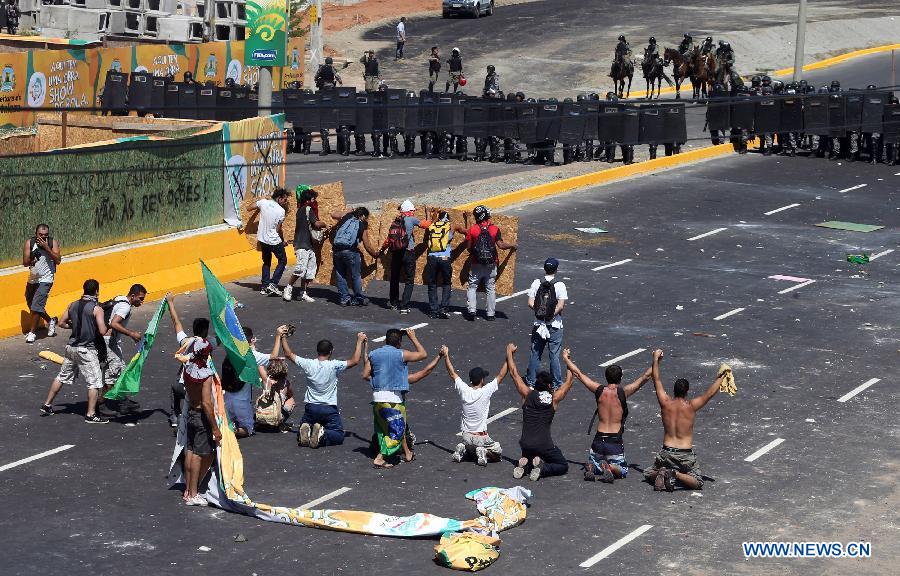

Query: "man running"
(563, 349), (651, 483)
(644, 349), (725, 491)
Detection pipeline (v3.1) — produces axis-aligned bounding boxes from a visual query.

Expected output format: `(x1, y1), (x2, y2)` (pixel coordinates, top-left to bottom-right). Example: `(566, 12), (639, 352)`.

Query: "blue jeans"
(526, 325), (563, 390)
(224, 383), (254, 434)
(260, 241), (287, 287)
(300, 403), (345, 446)
(333, 249), (365, 304)
(424, 255), (452, 314)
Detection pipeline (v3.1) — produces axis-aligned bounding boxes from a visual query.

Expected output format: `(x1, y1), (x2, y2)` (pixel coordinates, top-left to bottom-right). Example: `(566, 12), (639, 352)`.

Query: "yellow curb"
(454, 143), (734, 212)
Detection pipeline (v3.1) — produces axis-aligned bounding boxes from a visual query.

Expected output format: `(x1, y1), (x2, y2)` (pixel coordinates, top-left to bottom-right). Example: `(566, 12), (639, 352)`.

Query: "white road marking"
(456, 406), (519, 436)
(579, 524), (654, 567)
(837, 378), (881, 403)
(0, 445), (75, 472)
(686, 227), (727, 241)
(591, 258), (633, 271)
(496, 289), (529, 302)
(868, 249), (894, 261)
(372, 323), (429, 342)
(777, 279), (816, 294)
(745, 438), (785, 462)
(300, 487), (352, 510)
(764, 203), (800, 216)
(600, 348), (646, 367)
(713, 307), (746, 321)
(838, 184), (867, 194)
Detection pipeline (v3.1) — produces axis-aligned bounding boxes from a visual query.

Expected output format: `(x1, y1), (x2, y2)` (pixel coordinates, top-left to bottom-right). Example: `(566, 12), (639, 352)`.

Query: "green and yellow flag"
(200, 261), (261, 387)
(104, 296), (169, 401)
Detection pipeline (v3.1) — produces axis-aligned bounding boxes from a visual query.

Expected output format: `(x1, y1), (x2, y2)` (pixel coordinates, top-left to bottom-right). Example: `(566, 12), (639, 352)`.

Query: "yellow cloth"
(39, 350), (65, 365)
(718, 363), (736, 396)
(434, 532), (501, 571)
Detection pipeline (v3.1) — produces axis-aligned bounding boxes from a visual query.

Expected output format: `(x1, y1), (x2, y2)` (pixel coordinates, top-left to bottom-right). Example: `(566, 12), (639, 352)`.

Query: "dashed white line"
(868, 249), (894, 261)
(837, 378), (881, 403)
(713, 307), (746, 321)
(372, 323), (429, 342)
(745, 438), (785, 462)
(496, 289), (529, 302)
(764, 203), (800, 216)
(300, 487), (352, 510)
(579, 524), (654, 567)
(686, 227), (727, 241)
(600, 348), (646, 367)
(0, 445), (75, 472)
(591, 258), (633, 271)
(838, 184), (867, 194)
(777, 279), (816, 294)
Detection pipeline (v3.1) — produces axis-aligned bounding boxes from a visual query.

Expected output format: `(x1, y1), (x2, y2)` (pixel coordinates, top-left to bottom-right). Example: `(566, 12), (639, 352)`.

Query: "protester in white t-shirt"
(102, 284), (148, 413)
(251, 188), (290, 297)
(527, 257), (567, 390)
(442, 345), (509, 466)
(395, 17), (407, 60)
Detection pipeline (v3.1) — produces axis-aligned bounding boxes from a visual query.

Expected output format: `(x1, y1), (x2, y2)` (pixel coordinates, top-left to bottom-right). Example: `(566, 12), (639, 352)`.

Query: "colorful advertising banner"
(281, 37), (305, 87)
(0, 51), (28, 128)
(27, 49), (93, 110)
(245, 0), (288, 67)
(133, 44), (192, 79)
(222, 114), (286, 226)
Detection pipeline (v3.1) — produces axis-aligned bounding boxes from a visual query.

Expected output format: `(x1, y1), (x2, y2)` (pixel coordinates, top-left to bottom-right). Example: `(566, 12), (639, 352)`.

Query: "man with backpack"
(284, 185), (325, 303)
(424, 210), (454, 319)
(101, 284), (147, 414)
(455, 205), (516, 322)
(563, 348), (652, 484)
(526, 258), (566, 389)
(382, 200), (431, 314)
(329, 206), (380, 306)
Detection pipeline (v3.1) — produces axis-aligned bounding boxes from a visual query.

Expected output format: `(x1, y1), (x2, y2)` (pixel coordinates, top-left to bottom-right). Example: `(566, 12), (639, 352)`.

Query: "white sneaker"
(185, 495), (209, 507)
(452, 442), (466, 463)
(47, 317), (57, 337)
(265, 284), (283, 297)
(25, 332), (36, 344)
(300, 292), (315, 303)
(282, 285), (294, 302)
(309, 423), (325, 449)
(475, 446), (488, 466)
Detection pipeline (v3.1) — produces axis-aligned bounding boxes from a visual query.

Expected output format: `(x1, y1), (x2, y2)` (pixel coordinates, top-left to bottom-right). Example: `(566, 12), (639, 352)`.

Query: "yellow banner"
(195, 42), (227, 85)
(282, 37), (305, 88)
(0, 51), (28, 128)
(28, 49), (93, 110)
(134, 44), (192, 79)
(92, 46), (132, 108)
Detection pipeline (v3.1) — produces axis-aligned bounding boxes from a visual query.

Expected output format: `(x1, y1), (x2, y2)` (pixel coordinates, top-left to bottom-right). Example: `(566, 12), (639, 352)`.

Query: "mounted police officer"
(678, 34), (694, 56)
(314, 56), (342, 155)
(715, 41), (736, 86)
(644, 37), (660, 64)
(700, 36), (714, 55)
(611, 35), (631, 77)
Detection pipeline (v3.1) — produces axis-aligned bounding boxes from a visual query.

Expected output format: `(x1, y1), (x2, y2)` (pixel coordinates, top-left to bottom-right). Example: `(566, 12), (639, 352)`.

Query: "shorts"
(104, 346), (127, 387)
(588, 432), (628, 477)
(293, 248), (318, 280)
(57, 345), (104, 390)
(186, 410), (214, 456)
(644, 446), (704, 488)
(461, 432), (502, 457)
(25, 282), (53, 315)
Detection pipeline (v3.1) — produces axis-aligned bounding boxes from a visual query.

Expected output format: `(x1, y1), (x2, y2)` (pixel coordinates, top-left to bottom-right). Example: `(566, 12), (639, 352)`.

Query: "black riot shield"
(451, 93), (466, 136)
(151, 77), (167, 117)
(558, 101), (586, 144)
(102, 71), (128, 113)
(335, 86), (357, 126)
(465, 97), (489, 139)
(516, 101), (538, 143)
(705, 88), (730, 131)
(883, 103), (900, 141)
(128, 72), (152, 113)
(317, 89), (338, 130)
(827, 93), (846, 137)
(418, 90), (438, 132)
(371, 90), (387, 133)
(661, 102), (687, 144)
(437, 93), (456, 134)
(297, 90), (318, 131)
(197, 86), (217, 120)
(581, 99), (599, 140)
(354, 93), (373, 134)
(216, 87), (235, 121)
(638, 104), (664, 145)
(843, 93), (863, 133)
(860, 92), (887, 133)
(270, 90), (284, 116)
(502, 99), (519, 140)
(730, 93), (755, 131)
(803, 94), (829, 136)
(282, 88), (301, 126)
(754, 97), (781, 136)
(385, 88), (407, 131)
(247, 91), (260, 120)
(487, 99), (506, 138)
(233, 87), (252, 120)
(178, 84), (198, 120)
(620, 105), (640, 145)
(164, 81), (180, 118)
(780, 95), (803, 132)
(597, 103), (622, 142)
(536, 101), (561, 141)
(404, 95), (419, 133)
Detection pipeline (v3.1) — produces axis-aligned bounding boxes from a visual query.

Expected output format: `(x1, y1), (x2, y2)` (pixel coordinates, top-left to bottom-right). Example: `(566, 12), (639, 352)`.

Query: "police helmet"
(772, 80), (784, 93)
(378, 80), (387, 91)
(712, 83), (724, 92)
(325, 56), (333, 65)
(705, 36), (713, 42)
(452, 47), (460, 56)
(723, 42), (730, 48)
(718, 40), (725, 46)
(830, 79), (841, 89)
(407, 90), (417, 98)
(761, 86), (773, 95)
(761, 75), (771, 85)
(649, 37), (656, 43)
(751, 75), (761, 86)
(618, 35), (626, 42)
(818, 86), (829, 93)
(684, 33), (692, 39)
(184, 71), (194, 82)
(564, 97), (573, 103)
(589, 92), (600, 100)
(866, 84), (876, 90)
(605, 91), (617, 101)
(527, 97), (536, 103)
(516, 91), (526, 101)
(576, 93), (587, 102)
(473, 205), (491, 223)
(507, 92), (517, 101)
(487, 65), (495, 73)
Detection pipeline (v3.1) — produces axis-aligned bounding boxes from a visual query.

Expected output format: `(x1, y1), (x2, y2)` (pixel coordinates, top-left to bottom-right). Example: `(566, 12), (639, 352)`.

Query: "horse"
(609, 56), (634, 99)
(640, 56), (672, 100)
(663, 47), (693, 99)
(692, 51), (717, 100)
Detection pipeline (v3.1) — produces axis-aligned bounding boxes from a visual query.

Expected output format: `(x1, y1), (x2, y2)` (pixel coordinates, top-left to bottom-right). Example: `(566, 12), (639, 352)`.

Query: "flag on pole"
(200, 260), (261, 387)
(104, 296), (169, 401)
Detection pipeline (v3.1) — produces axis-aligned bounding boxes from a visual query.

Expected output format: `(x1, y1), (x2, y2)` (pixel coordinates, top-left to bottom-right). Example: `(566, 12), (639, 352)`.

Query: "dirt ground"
(322, 0), (443, 34)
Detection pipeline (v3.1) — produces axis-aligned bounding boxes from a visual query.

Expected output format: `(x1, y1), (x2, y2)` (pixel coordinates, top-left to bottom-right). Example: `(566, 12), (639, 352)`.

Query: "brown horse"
(609, 56), (634, 99)
(692, 51), (717, 99)
(663, 47), (693, 99)
(641, 56), (672, 100)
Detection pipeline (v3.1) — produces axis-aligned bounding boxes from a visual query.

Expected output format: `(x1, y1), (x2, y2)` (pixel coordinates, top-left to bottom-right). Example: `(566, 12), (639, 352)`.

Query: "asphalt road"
(2, 152), (897, 575)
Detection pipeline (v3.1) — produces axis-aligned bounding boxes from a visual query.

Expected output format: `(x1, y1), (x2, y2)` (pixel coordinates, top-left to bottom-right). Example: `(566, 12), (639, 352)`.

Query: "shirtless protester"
(644, 349), (725, 492)
(563, 348), (652, 483)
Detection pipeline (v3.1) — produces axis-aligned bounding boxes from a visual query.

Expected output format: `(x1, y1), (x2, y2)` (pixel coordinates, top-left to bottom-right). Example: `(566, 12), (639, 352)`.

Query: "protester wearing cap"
(526, 257), (567, 390)
(284, 185), (326, 303)
(382, 200), (431, 314)
(442, 345), (508, 466)
(454, 205), (517, 322)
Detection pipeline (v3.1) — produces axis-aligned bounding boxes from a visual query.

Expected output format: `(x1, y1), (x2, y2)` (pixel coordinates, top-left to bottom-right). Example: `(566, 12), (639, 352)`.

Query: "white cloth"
(373, 390), (404, 403)
(528, 275), (567, 329)
(396, 21), (405, 40)
(28, 242), (55, 283)
(255, 199), (286, 246)
(106, 299), (132, 355)
(292, 357), (347, 406)
(252, 349), (270, 366)
(454, 377), (498, 433)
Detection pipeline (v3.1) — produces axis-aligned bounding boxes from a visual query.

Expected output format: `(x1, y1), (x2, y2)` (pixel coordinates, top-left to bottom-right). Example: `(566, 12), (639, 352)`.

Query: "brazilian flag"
(104, 297), (168, 400)
(200, 260), (261, 387)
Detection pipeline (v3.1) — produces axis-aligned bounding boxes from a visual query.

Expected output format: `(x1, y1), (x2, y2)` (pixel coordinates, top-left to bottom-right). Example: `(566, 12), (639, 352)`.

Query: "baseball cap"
(544, 257), (559, 273)
(468, 367), (489, 385)
(400, 200), (415, 212)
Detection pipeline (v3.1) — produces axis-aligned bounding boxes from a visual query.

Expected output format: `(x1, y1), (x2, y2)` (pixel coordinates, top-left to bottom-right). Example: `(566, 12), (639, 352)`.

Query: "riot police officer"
(678, 34), (694, 56)
(707, 82), (728, 145)
(716, 42), (736, 86)
(504, 91), (524, 164)
(446, 48), (463, 93)
(611, 35), (631, 77)
(749, 75), (762, 95)
(700, 36), (714, 55)
(644, 37), (660, 63)
(403, 89), (418, 157)
(360, 50), (380, 93)
(886, 94), (900, 165)
(314, 57), (342, 155)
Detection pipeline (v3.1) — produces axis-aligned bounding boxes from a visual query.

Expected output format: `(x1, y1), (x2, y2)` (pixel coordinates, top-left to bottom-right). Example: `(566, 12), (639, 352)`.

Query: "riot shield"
(437, 93), (455, 134)
(536, 101), (561, 141)
(282, 88), (301, 126)
(516, 101), (538, 144)
(216, 87), (235, 121)
(780, 95), (803, 133)
(164, 81), (180, 118)
(705, 89), (730, 132)
(354, 93), (373, 134)
(503, 99), (520, 140)
(883, 103), (900, 141)
(102, 71), (128, 113)
(151, 77), (167, 117)
(581, 99), (600, 140)
(558, 101), (586, 144)
(827, 93), (846, 137)
(247, 91), (260, 120)
(270, 90), (284, 116)
(638, 104), (664, 145)
(451, 93), (466, 136)
(197, 86), (217, 120)
(419, 90), (438, 132)
(802, 94), (829, 136)
(620, 105), (640, 145)
(335, 86), (357, 126)
(128, 72), (152, 114)
(233, 87), (252, 120)
(371, 90), (387, 133)
(178, 84), (198, 120)
(487, 99), (507, 138)
(317, 89), (338, 130)
(597, 103), (622, 143)
(844, 93), (863, 133)
(661, 102), (687, 144)
(730, 93), (755, 131)
(465, 97), (489, 139)
(860, 92), (887, 133)
(404, 95), (420, 134)
(753, 97), (781, 136)
(386, 88), (407, 131)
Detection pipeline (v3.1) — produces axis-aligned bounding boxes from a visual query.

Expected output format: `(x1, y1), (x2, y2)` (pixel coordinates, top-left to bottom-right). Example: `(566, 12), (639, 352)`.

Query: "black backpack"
(533, 280), (558, 323)
(472, 224), (497, 265)
(99, 296), (129, 326)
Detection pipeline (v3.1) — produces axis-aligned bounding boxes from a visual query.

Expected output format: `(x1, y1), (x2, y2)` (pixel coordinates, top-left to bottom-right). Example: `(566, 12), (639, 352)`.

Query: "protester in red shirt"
(454, 205), (516, 321)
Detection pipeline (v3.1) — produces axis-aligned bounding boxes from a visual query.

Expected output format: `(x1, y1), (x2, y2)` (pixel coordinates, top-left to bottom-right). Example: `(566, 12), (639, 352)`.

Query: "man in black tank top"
(564, 349), (652, 483)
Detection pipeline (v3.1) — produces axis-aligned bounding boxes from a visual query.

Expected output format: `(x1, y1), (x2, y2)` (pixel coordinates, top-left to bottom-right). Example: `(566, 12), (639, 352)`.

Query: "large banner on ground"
(224, 114), (286, 226)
